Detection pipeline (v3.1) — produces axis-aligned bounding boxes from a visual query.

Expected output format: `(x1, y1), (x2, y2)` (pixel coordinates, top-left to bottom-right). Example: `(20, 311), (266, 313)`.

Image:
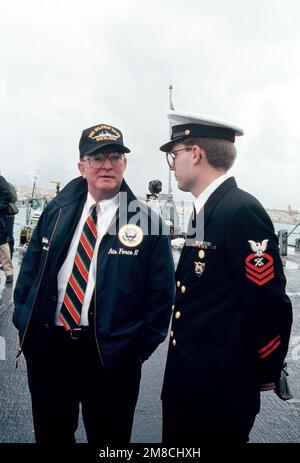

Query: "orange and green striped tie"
(59, 204), (98, 330)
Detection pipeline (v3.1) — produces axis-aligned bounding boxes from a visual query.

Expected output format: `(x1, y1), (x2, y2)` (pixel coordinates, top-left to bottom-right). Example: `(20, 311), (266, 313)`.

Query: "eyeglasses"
(82, 152), (125, 168)
(166, 148), (193, 168)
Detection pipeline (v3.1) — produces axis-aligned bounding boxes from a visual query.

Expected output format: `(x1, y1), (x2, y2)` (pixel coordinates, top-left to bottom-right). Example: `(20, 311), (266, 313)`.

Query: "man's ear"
(78, 162), (86, 178)
(191, 145), (203, 164)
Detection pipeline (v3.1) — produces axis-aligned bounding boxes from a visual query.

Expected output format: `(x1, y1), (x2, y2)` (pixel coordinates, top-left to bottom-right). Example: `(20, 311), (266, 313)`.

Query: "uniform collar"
(194, 173), (229, 214)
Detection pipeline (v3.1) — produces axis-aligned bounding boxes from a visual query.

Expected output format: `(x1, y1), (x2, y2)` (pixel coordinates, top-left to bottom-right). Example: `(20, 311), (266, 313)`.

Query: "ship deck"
(0, 247), (299, 444)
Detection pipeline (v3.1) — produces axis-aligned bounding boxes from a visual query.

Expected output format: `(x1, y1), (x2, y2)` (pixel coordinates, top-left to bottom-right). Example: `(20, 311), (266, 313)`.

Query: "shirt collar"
(86, 191), (119, 213)
(194, 173), (229, 214)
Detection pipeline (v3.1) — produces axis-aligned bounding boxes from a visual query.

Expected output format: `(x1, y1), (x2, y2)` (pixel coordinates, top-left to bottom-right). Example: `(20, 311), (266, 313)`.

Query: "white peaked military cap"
(159, 111), (244, 152)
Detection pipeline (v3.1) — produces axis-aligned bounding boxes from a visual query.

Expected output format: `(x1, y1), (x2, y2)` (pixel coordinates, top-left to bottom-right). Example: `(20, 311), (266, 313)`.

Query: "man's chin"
(97, 178), (116, 188)
(94, 179), (120, 197)
(176, 180), (189, 192)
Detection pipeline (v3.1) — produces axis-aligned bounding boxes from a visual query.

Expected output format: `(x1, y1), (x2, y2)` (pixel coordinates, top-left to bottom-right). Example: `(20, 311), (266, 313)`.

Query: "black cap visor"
(81, 142), (131, 157)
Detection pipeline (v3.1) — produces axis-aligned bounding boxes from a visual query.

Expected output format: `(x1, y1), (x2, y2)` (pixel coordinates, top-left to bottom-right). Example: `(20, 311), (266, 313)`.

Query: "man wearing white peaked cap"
(160, 111), (292, 443)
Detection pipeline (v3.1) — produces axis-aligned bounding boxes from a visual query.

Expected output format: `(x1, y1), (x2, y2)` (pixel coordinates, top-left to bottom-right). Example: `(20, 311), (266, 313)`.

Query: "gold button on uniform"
(176, 281), (181, 288)
(175, 311), (181, 319)
(170, 330), (174, 337)
(181, 285), (186, 294)
(199, 250), (205, 259)
(172, 339), (177, 346)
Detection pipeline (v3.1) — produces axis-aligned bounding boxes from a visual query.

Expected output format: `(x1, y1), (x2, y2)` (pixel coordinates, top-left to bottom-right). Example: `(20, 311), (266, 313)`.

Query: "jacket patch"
(108, 247), (139, 256)
(246, 239), (274, 286)
(248, 239), (269, 257)
(118, 224), (144, 248)
(245, 252), (274, 285)
(42, 236), (50, 251)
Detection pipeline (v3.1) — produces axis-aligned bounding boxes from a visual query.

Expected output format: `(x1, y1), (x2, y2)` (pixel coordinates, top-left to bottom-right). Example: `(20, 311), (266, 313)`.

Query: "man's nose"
(101, 156), (113, 168)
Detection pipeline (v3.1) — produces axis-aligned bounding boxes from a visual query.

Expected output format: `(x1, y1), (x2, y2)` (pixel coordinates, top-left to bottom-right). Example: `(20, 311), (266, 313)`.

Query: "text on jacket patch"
(108, 247), (139, 256)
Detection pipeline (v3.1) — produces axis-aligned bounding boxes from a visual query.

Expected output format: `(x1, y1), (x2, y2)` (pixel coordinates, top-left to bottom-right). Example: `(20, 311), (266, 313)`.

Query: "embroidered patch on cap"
(88, 124), (121, 142)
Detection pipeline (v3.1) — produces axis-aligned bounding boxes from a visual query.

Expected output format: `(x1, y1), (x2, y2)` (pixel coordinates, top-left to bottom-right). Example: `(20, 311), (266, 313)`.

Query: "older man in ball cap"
(160, 111), (292, 443)
(13, 123), (174, 444)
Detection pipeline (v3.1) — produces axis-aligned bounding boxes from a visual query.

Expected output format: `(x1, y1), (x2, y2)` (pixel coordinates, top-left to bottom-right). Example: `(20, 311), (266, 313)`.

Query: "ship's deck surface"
(0, 247), (299, 443)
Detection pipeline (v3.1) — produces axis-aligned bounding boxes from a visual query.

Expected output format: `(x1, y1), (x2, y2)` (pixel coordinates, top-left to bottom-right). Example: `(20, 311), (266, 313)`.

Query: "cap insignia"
(88, 124), (121, 142)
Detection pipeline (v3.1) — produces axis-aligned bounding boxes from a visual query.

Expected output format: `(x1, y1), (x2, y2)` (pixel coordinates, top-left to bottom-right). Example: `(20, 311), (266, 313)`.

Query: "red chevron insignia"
(245, 252), (275, 286)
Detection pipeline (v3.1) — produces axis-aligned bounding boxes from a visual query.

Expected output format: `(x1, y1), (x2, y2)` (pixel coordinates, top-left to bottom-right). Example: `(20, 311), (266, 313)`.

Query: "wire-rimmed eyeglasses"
(166, 147), (193, 168)
(82, 152), (125, 168)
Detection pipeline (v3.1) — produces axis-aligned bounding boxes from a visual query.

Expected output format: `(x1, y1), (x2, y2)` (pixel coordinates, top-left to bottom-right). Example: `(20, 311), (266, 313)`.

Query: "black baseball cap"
(79, 123), (131, 158)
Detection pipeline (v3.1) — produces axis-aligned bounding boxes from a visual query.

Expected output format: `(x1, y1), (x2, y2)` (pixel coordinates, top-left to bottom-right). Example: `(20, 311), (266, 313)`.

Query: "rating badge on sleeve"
(245, 239), (275, 286)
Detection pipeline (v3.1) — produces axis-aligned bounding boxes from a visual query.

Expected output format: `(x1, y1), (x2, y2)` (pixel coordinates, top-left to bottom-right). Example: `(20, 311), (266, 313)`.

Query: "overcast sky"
(0, 0), (299, 210)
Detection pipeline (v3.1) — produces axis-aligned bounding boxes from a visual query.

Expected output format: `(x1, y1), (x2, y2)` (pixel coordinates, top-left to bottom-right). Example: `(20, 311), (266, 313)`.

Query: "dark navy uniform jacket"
(0, 175), (13, 245)
(161, 177), (292, 416)
(13, 177), (174, 373)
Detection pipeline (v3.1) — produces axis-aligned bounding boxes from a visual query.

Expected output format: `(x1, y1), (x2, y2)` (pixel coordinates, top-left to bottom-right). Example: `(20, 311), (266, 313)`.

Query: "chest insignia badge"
(118, 224), (144, 248)
(198, 250), (205, 259)
(194, 261), (205, 277)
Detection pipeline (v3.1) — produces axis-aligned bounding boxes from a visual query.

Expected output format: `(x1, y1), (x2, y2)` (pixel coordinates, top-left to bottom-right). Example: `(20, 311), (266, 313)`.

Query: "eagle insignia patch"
(118, 224), (144, 248)
(246, 239), (274, 286)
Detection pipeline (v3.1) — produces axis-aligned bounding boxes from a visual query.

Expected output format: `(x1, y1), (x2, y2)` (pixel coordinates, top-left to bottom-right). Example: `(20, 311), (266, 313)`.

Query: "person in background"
(13, 123), (174, 444)
(5, 182), (18, 258)
(159, 111), (293, 443)
(0, 174), (14, 284)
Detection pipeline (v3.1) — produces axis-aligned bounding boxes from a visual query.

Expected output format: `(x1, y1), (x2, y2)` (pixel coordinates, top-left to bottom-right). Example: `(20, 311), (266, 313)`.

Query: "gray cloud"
(0, 0), (299, 209)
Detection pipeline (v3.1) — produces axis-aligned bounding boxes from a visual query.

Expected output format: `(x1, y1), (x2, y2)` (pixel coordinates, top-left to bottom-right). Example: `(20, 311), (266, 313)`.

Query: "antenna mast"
(168, 84), (175, 196)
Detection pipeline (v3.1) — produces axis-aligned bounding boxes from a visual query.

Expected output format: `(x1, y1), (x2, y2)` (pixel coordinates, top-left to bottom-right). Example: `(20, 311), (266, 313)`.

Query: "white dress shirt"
(55, 191), (119, 326)
(194, 173), (229, 214)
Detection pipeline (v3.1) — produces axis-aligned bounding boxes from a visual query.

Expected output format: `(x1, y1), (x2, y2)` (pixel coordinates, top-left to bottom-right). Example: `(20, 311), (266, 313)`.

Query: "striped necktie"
(59, 204), (98, 330)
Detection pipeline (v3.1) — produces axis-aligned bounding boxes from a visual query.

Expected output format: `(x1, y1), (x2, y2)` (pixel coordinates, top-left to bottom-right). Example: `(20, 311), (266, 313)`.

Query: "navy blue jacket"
(13, 177), (174, 372)
(162, 177), (292, 417)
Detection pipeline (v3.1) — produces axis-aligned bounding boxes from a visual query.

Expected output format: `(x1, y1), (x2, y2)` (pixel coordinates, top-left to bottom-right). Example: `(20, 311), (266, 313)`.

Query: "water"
(273, 222), (300, 246)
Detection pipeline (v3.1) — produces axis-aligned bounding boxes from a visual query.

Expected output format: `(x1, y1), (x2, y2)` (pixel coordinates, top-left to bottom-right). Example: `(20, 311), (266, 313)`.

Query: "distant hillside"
(15, 185), (57, 201)
(266, 207), (300, 225)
